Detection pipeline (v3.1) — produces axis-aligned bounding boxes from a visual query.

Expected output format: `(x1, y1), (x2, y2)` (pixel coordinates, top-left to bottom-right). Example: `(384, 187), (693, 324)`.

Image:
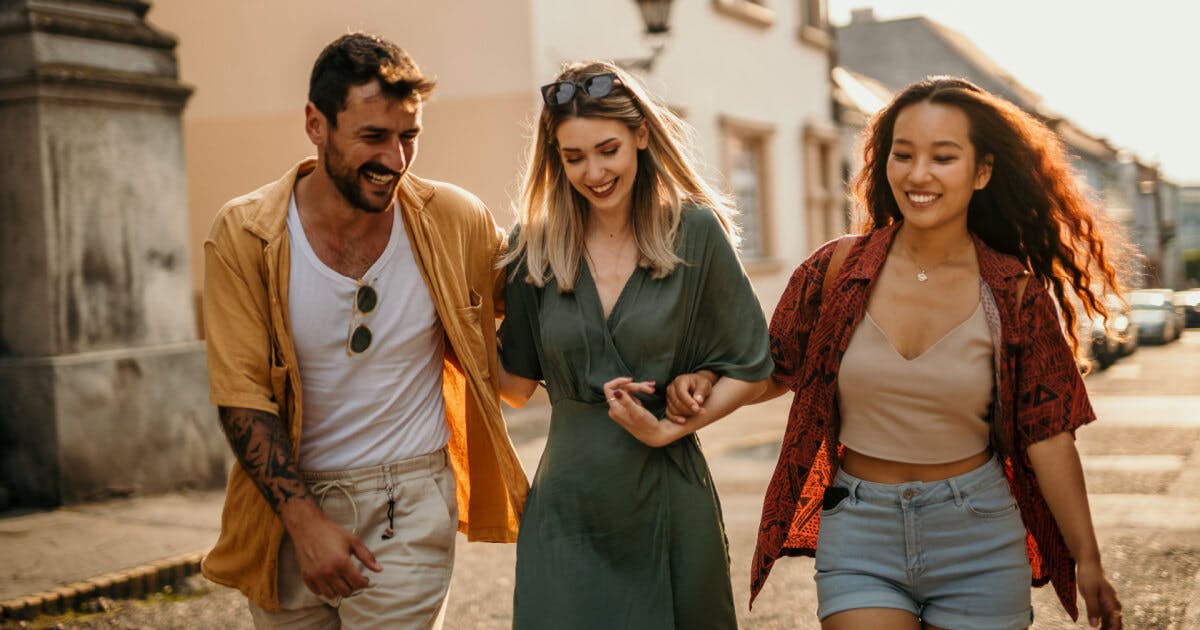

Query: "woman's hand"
(603, 377), (682, 448)
(1077, 560), (1122, 629)
(665, 370), (717, 424)
(1027, 432), (1122, 629)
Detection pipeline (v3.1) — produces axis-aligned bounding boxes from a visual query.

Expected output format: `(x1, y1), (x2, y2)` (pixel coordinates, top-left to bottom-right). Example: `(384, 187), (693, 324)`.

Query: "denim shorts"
(815, 456), (1033, 630)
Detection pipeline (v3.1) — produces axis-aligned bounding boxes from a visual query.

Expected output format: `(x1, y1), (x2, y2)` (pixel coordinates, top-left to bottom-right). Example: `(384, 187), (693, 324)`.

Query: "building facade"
(147, 0), (838, 318)
(1180, 185), (1200, 287)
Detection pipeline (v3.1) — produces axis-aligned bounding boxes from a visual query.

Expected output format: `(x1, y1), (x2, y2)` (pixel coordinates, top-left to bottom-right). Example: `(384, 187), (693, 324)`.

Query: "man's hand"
(665, 370), (717, 424)
(218, 406), (382, 598)
(284, 500), (382, 600)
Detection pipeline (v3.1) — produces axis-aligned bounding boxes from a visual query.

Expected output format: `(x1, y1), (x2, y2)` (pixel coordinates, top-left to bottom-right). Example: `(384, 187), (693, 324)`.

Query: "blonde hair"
(502, 61), (737, 291)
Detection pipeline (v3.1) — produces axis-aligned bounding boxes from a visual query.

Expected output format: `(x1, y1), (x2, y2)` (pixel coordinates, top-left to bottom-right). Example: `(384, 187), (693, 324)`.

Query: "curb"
(0, 550), (206, 621)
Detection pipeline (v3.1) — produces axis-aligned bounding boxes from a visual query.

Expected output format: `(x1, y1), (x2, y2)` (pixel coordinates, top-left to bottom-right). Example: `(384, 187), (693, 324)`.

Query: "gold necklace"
(898, 237), (970, 283)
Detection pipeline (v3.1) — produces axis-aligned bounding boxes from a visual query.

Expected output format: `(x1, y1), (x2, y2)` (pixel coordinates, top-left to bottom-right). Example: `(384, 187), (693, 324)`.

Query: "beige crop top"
(837, 302), (994, 464)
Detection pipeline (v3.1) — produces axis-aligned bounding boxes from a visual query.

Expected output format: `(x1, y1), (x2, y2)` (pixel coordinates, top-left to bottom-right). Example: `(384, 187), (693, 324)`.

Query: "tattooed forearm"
(217, 406), (312, 514)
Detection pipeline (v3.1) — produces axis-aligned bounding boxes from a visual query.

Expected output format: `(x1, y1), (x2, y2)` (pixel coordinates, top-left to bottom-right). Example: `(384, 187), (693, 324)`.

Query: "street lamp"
(636, 0), (674, 34)
(620, 0), (675, 73)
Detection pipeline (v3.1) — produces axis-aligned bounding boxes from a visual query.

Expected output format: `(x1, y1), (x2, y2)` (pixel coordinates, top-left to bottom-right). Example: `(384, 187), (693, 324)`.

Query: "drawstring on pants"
(383, 485), (396, 540)
(311, 479), (360, 535)
(309, 479), (398, 541)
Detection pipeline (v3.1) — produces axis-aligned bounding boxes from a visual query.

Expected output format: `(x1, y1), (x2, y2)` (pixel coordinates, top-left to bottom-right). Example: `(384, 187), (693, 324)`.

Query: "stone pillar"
(0, 0), (225, 507)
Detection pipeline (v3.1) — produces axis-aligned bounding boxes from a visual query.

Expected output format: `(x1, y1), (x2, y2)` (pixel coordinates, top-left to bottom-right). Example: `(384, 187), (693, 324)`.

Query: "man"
(201, 33), (527, 628)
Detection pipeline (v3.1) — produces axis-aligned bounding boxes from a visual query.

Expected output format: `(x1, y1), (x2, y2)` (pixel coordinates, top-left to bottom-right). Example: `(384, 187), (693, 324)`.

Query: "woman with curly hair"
(670, 76), (1125, 629)
(496, 61), (772, 629)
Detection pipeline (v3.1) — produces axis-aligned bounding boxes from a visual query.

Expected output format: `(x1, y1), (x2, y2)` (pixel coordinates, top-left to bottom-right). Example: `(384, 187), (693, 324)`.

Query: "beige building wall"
(146, 0), (539, 295)
(148, 0), (836, 318)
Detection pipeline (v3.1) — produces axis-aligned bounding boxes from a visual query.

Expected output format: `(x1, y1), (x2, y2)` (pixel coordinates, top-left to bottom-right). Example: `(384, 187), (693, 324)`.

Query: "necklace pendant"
(917, 270), (929, 282)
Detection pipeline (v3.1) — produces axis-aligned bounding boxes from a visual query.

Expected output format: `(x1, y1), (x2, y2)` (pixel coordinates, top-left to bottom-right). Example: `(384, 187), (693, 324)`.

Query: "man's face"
(309, 80), (422, 213)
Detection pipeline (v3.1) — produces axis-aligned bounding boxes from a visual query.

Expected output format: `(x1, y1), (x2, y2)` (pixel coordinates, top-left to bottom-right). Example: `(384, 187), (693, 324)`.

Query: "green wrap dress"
(499, 206), (772, 629)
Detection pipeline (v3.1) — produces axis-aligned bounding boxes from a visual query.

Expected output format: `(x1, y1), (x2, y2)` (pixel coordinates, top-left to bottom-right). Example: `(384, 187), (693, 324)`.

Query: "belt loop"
(949, 477), (963, 507)
(848, 477), (862, 504)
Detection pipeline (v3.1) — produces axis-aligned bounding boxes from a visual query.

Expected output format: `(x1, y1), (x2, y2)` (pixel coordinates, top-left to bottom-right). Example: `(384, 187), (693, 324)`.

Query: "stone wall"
(0, 0), (225, 507)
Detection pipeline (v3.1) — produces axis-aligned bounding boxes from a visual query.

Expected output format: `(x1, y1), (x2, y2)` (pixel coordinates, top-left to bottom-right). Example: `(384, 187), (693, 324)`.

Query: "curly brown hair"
(851, 75), (1132, 352)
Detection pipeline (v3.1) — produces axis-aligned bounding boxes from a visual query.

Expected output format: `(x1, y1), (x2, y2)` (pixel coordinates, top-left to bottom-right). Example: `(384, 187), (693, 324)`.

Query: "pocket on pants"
(815, 492), (855, 572)
(965, 480), (1019, 519)
(431, 466), (459, 534)
(819, 485), (853, 517)
(406, 470), (457, 560)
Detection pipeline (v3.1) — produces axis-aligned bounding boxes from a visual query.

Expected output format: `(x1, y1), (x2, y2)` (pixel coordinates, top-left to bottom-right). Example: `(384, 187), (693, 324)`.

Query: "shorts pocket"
(819, 486), (853, 517)
(965, 483), (1019, 519)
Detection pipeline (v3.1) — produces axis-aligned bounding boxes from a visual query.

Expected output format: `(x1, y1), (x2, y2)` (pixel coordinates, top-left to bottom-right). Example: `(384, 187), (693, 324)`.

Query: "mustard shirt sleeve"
(202, 228), (280, 416)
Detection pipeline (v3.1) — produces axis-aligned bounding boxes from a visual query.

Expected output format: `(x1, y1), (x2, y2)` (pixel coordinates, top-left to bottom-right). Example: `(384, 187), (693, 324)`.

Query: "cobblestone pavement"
(7, 330), (1199, 629)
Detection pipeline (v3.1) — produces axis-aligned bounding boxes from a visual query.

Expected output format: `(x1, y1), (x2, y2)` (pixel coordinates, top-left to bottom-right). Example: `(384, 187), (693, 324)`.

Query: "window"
(713, 0), (775, 28)
(721, 116), (775, 261)
(798, 0), (830, 48)
(803, 123), (843, 250)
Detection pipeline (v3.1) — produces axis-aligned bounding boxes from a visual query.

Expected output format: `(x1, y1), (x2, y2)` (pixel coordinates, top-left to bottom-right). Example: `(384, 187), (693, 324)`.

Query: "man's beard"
(323, 140), (400, 213)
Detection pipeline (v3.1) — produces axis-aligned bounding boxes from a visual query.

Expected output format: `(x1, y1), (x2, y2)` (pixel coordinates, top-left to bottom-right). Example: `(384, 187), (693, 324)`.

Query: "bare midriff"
(841, 447), (993, 483)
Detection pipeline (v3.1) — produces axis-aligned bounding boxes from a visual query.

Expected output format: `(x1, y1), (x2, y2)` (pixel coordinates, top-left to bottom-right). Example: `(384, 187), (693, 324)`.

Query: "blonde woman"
(496, 61), (772, 629)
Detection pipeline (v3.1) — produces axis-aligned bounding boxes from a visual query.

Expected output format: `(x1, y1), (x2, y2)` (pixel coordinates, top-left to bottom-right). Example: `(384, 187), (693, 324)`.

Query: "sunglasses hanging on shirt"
(347, 282), (377, 355)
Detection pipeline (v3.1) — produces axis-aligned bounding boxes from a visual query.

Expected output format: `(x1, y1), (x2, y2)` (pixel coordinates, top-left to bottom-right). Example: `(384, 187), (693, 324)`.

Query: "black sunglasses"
(347, 283), (378, 355)
(540, 72), (619, 107)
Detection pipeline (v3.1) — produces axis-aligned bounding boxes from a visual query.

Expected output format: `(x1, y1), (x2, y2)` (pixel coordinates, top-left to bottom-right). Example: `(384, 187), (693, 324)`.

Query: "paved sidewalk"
(0, 490), (223, 619)
(0, 403), (554, 621)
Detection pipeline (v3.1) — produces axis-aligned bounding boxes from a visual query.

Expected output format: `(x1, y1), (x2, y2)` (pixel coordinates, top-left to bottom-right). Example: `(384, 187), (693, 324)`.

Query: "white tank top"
(837, 302), (994, 464)
(287, 194), (448, 472)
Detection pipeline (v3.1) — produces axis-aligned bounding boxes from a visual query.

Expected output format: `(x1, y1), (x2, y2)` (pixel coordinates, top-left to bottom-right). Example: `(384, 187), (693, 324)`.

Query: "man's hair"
(308, 32), (436, 127)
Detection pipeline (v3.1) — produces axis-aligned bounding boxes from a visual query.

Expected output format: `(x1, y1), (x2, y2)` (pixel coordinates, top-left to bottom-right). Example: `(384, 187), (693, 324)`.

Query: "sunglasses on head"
(540, 72), (619, 107)
(347, 282), (378, 356)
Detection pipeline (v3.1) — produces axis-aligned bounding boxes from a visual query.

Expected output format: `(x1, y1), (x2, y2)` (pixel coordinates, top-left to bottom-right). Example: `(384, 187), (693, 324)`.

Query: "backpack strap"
(822, 235), (856, 302)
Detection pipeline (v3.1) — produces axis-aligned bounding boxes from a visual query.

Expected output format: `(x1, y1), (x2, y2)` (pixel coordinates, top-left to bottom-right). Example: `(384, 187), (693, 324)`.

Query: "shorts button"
(902, 489), (916, 500)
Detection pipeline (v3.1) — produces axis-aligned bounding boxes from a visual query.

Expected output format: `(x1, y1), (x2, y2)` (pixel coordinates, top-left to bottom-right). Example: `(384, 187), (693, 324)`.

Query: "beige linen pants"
(248, 449), (457, 630)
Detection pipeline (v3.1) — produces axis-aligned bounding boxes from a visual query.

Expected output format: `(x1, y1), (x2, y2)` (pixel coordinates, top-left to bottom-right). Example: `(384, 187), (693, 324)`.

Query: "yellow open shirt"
(200, 159), (528, 610)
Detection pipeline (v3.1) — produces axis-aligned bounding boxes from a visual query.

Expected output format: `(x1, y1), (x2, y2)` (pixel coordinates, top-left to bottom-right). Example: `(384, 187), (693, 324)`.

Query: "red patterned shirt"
(751, 222), (1095, 620)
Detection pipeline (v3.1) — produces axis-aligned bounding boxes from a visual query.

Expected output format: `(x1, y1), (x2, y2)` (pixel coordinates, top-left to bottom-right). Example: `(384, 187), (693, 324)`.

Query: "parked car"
(1130, 289), (1183, 343)
(1076, 295), (1138, 369)
(1175, 289), (1200, 328)
(1075, 309), (1110, 369)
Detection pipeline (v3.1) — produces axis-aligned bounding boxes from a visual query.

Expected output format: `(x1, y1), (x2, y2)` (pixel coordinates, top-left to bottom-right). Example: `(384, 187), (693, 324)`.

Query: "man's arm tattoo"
(217, 406), (311, 514)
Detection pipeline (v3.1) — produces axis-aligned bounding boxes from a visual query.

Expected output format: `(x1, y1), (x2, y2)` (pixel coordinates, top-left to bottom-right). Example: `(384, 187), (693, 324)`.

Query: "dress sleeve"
(683, 209), (774, 381)
(1014, 281), (1096, 449)
(497, 232), (544, 382)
